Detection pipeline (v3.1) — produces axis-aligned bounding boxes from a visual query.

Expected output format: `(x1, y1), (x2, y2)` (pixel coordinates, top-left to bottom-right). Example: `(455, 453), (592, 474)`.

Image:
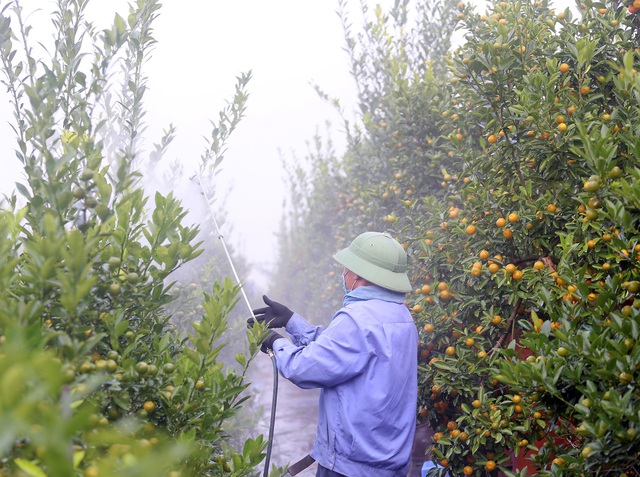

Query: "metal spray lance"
(194, 169), (255, 317)
(193, 170), (278, 477)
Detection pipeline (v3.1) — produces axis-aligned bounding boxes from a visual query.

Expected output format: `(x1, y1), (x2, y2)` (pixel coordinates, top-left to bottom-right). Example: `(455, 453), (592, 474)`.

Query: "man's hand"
(260, 330), (283, 354)
(249, 295), (293, 329)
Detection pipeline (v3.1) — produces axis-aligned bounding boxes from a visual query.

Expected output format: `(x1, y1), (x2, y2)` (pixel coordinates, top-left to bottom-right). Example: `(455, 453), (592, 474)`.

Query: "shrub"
(0, 1), (269, 475)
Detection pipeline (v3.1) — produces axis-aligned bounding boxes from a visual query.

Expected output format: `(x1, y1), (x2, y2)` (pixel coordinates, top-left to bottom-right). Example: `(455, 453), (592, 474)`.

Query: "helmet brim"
(334, 247), (412, 293)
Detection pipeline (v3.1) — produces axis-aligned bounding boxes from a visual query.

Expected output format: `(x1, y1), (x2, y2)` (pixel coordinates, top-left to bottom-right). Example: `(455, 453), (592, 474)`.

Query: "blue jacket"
(271, 292), (418, 477)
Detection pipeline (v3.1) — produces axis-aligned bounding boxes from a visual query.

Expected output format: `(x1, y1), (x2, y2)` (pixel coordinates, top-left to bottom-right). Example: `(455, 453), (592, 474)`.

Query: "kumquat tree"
(409, 0), (640, 475)
(0, 1), (275, 476)
(274, 0), (640, 476)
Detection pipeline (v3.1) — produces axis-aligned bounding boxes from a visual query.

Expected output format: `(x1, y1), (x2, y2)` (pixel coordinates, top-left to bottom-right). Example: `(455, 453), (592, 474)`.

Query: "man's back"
(277, 298), (418, 477)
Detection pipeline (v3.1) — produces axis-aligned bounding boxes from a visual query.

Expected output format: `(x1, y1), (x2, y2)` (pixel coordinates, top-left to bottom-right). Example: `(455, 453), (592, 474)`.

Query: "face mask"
(342, 271), (359, 294)
(342, 272), (350, 294)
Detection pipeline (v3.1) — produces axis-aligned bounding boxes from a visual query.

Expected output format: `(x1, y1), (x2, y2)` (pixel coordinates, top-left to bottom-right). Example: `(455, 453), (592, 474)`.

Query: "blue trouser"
(316, 464), (347, 477)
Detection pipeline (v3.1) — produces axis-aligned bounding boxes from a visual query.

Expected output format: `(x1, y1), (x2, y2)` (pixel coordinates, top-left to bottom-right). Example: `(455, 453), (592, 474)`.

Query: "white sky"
(0, 0), (575, 287)
(142, 1), (361, 285)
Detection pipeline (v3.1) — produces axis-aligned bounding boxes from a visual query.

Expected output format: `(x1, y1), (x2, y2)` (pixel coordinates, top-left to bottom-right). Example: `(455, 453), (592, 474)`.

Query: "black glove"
(249, 295), (293, 329)
(261, 330), (284, 354)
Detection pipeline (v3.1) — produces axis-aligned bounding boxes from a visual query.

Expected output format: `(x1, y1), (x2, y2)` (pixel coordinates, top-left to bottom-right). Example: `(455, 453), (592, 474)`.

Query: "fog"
(0, 0), (580, 291)
(0, 0), (362, 290)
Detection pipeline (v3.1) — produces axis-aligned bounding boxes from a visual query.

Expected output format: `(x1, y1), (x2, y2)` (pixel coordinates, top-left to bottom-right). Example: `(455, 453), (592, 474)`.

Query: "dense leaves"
(274, 0), (640, 476)
(0, 1), (269, 476)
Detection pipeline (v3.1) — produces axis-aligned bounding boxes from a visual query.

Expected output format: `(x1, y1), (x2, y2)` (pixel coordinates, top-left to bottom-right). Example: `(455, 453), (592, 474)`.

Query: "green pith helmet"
(333, 232), (412, 293)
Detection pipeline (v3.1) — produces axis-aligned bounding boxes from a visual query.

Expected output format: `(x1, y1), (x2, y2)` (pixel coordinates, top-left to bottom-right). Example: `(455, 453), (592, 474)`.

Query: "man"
(251, 232), (418, 477)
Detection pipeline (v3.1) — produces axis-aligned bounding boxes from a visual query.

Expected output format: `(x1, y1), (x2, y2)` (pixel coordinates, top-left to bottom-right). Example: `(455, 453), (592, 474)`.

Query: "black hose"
(263, 349), (278, 477)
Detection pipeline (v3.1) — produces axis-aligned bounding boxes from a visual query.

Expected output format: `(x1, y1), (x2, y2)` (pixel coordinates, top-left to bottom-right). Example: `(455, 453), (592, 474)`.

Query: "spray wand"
(193, 170), (278, 477)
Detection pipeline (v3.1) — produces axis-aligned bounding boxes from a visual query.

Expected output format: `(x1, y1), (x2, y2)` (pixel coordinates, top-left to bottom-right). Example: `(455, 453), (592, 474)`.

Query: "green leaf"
(15, 182), (31, 199)
(114, 13), (126, 35)
(433, 361), (456, 371)
(115, 320), (129, 337)
(183, 347), (201, 366)
(14, 459), (47, 477)
(73, 450), (85, 468)
(576, 38), (596, 67)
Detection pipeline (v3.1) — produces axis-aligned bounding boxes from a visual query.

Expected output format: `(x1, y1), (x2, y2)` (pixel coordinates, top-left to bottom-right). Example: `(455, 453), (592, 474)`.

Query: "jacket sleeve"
(273, 311), (372, 389)
(284, 313), (325, 346)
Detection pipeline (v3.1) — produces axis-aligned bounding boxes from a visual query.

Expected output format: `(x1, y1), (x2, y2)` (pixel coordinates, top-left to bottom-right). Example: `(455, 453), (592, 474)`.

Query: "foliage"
(273, 0), (460, 321)
(274, 0), (640, 476)
(0, 1), (272, 476)
(410, 1), (640, 475)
